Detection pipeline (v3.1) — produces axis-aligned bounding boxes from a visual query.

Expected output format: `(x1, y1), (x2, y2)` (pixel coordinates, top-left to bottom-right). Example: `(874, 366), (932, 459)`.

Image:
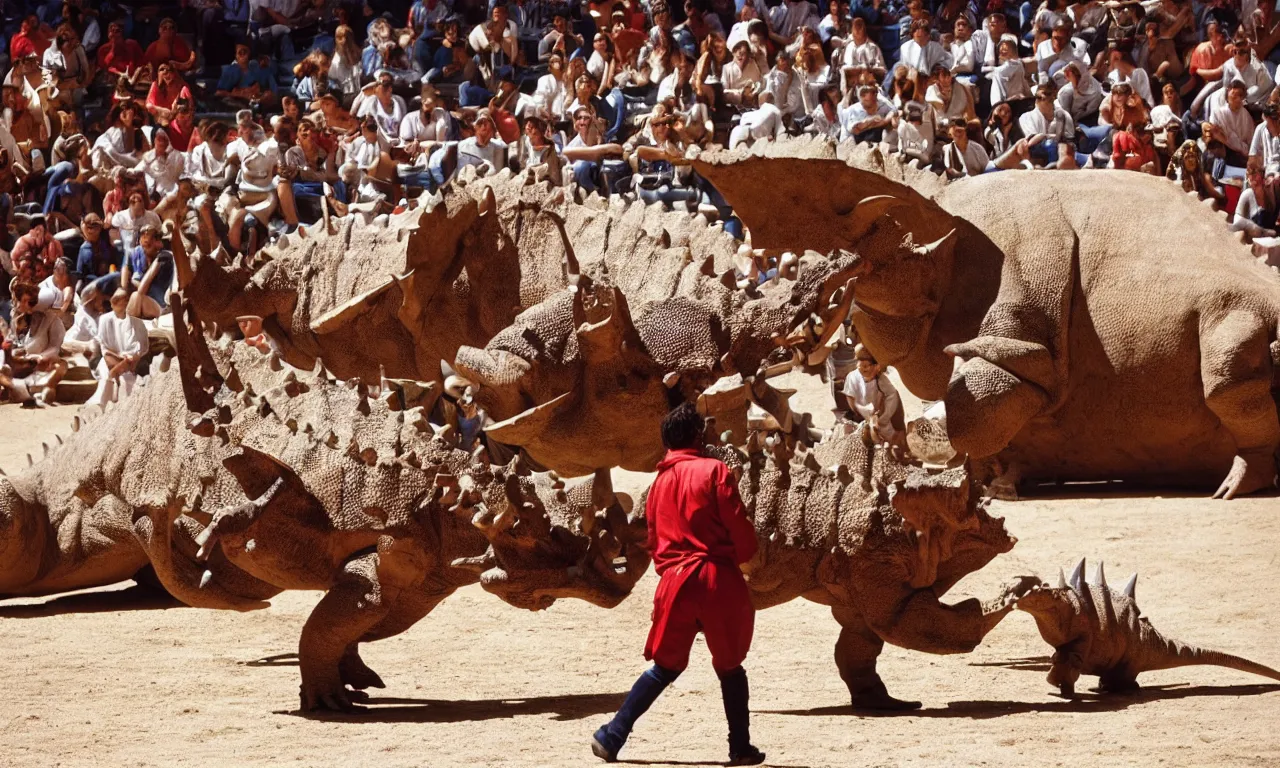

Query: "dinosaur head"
(1014, 583), (1081, 647)
(456, 463), (650, 609)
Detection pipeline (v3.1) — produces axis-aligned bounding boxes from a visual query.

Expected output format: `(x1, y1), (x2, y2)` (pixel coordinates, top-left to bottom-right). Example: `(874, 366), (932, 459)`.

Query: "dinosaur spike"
(55, 435), (62, 445)
(28, 453), (35, 466)
(72, 416), (81, 432)
(1092, 561), (1106, 588)
(1057, 568), (1067, 589)
(199, 570), (213, 589)
(42, 442), (49, 456)
(1122, 572), (1137, 599)
(1068, 558), (1086, 593)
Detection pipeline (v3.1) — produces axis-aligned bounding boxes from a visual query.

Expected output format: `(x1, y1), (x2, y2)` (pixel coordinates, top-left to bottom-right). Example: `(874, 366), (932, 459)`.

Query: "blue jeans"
(600, 89), (626, 142)
(398, 170), (435, 192)
(458, 82), (492, 107)
(41, 161), (76, 215)
(572, 160), (600, 194)
(1078, 123), (1111, 154)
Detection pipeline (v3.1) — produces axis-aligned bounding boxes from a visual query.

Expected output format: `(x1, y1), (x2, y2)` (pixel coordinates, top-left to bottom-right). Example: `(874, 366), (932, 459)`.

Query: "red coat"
(643, 449), (759, 672)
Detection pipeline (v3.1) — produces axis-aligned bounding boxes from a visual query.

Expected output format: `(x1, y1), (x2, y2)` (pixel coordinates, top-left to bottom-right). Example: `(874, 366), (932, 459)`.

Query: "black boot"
(719, 666), (765, 766)
(591, 665), (681, 762)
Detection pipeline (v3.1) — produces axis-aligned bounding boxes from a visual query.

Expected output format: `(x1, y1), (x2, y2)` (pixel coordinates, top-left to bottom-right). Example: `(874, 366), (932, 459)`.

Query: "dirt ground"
(2, 372), (1279, 768)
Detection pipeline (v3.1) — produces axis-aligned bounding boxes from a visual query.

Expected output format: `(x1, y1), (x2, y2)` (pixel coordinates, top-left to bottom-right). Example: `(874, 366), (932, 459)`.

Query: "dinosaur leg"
(1047, 641), (1085, 698)
(1201, 312), (1280, 499)
(1095, 670), (1140, 694)
(832, 605), (921, 711)
(298, 551), (392, 712)
(340, 588), (455, 692)
(944, 340), (1053, 460)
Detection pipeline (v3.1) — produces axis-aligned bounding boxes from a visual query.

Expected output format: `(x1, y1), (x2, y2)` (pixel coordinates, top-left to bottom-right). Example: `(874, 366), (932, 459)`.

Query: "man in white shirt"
(841, 344), (902, 445)
(1207, 80), (1257, 165)
(942, 118), (991, 177)
(729, 91), (785, 148)
(561, 106), (623, 195)
(949, 17), (981, 85)
(841, 84), (893, 142)
(841, 17), (886, 81)
(1250, 104), (1280, 177)
(456, 109), (507, 176)
(761, 51), (805, 118)
(769, 0), (819, 40)
(1019, 85), (1076, 165)
(1221, 38), (1275, 110)
(85, 287), (149, 406)
(1034, 20), (1088, 87)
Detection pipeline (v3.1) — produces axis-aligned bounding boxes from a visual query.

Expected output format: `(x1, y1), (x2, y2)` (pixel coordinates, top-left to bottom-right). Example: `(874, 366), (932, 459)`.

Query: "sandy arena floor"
(2, 372), (1279, 768)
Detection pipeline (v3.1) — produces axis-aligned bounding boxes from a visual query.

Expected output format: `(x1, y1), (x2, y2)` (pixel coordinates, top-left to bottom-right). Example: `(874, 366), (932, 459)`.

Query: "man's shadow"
(283, 691), (629, 724)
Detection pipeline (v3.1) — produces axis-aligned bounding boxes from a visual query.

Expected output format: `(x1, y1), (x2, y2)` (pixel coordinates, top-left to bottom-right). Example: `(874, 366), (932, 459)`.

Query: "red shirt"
(167, 119), (199, 152)
(646, 449), (758, 573)
(10, 30), (50, 60)
(1112, 130), (1157, 171)
(145, 37), (193, 69)
(146, 80), (193, 114)
(97, 39), (145, 74)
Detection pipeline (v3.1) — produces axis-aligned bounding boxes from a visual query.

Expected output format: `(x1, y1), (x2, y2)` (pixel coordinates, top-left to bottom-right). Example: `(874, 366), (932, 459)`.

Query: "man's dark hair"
(661, 402), (704, 450)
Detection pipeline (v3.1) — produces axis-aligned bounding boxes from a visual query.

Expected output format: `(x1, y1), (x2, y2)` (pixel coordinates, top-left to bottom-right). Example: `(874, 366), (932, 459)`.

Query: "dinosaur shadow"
(968, 655), (1053, 672)
(0, 583), (183, 617)
(618, 761), (812, 767)
(762, 683), (1280, 720)
(282, 692), (628, 723)
(1015, 482), (1279, 502)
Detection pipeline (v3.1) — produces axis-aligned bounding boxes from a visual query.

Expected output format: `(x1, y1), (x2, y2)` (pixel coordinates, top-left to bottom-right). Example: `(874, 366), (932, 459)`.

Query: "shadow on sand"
(762, 683), (1280, 720)
(0, 582), (183, 617)
(282, 691), (629, 724)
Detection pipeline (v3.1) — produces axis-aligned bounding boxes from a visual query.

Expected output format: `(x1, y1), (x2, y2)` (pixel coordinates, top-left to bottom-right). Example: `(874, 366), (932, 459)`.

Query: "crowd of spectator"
(0, 0), (1276, 407)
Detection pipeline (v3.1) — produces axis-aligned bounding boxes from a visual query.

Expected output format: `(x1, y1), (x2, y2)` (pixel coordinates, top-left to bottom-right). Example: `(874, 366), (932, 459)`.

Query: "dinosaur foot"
(1212, 453), (1278, 500)
(300, 678), (356, 712)
(1093, 677), (1140, 695)
(849, 681), (922, 712)
(339, 649), (386, 691)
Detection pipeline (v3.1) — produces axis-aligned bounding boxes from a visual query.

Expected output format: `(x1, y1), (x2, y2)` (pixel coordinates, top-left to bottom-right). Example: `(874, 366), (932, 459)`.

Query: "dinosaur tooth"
(199, 570), (213, 589)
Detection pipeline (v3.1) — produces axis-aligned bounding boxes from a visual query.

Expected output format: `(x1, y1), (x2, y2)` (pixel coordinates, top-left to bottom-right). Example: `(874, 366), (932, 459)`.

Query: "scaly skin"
(1, 296), (650, 712)
(1016, 560), (1280, 696)
(691, 138), (1280, 498)
(639, 428), (1037, 710)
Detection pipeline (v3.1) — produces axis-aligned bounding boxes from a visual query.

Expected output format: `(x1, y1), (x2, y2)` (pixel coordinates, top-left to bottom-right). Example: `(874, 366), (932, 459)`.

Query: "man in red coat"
(591, 403), (765, 766)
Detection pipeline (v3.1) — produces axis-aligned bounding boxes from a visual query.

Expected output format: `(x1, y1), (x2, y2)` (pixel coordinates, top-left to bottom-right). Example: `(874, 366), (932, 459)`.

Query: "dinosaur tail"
(1149, 633), (1280, 682)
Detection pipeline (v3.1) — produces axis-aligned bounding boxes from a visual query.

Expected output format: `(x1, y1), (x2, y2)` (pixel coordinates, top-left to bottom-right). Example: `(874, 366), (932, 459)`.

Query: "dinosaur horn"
(1057, 568), (1067, 589)
(1091, 561), (1107, 588)
(1068, 558), (1086, 593)
(1122, 572), (1137, 599)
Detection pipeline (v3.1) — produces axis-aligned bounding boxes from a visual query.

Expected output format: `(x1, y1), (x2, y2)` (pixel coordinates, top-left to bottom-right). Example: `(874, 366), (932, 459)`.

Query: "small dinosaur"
(1016, 559), (1280, 697)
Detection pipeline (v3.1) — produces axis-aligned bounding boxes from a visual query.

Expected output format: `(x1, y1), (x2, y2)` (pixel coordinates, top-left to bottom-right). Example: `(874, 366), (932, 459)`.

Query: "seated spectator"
(722, 39), (763, 108)
(112, 191), (162, 257)
(562, 106), (623, 195)
(11, 15), (53, 62)
(146, 65), (193, 126)
(343, 116), (397, 206)
(841, 17), (886, 82)
(512, 114), (564, 185)
(188, 121), (233, 193)
(949, 16), (981, 86)
(809, 85), (842, 139)
(1105, 45), (1153, 108)
(926, 63), (978, 131)
(1206, 80), (1256, 168)
(216, 43), (277, 108)
(1166, 140), (1225, 204)
(166, 97), (199, 152)
(1231, 162), (1277, 239)
(226, 118), (280, 252)
(1220, 36), (1275, 112)
(62, 283), (106, 359)
(942, 117), (990, 177)
(278, 118), (342, 227)
(729, 90), (786, 148)
(1187, 20), (1229, 105)
(898, 18), (951, 82)
(357, 70), (409, 136)
(1057, 60), (1102, 124)
(1111, 120), (1159, 173)
(983, 101), (1021, 157)
(535, 52), (572, 120)
(37, 255), (74, 325)
(134, 129), (185, 199)
(842, 343), (903, 447)
(121, 224), (173, 319)
(96, 21), (146, 86)
(145, 18), (196, 73)
(797, 44), (829, 114)
(694, 32), (729, 109)
(75, 213), (117, 291)
(329, 25), (364, 107)
(1035, 19), (1087, 86)
(896, 102), (932, 164)
(92, 101), (148, 172)
(42, 26), (90, 110)
(540, 12), (584, 63)
(841, 83), (892, 143)
(292, 50), (331, 111)
(989, 37), (1033, 112)
(12, 216), (63, 284)
(1251, 104), (1280, 177)
(1019, 85), (1075, 165)
(85, 287), (148, 406)
(762, 49), (805, 119)
(0, 279), (66, 406)
(1135, 20), (1181, 84)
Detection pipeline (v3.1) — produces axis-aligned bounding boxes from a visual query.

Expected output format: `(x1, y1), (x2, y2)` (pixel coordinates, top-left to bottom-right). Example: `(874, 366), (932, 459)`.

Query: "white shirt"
(1210, 102), (1257, 155)
(1108, 68), (1153, 107)
(66, 304), (100, 344)
(989, 58), (1032, 105)
(731, 101), (785, 147)
(111, 208), (162, 255)
(950, 36), (980, 75)
(943, 139), (991, 177)
(357, 94), (408, 136)
(97, 310), (149, 358)
(840, 99), (892, 140)
(842, 369), (900, 438)
(762, 66), (804, 116)
(456, 136), (506, 173)
(534, 73), (568, 119)
(398, 107), (451, 144)
(1019, 104), (1075, 143)
(1222, 55), (1276, 107)
(926, 83), (970, 122)
(1251, 123), (1280, 175)
(842, 38), (886, 74)
(136, 148), (186, 196)
(722, 59), (763, 105)
(898, 40), (952, 75)
(187, 142), (228, 186)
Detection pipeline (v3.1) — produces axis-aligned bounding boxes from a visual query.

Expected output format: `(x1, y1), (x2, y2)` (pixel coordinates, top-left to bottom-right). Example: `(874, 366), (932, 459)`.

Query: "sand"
(2, 372), (1279, 768)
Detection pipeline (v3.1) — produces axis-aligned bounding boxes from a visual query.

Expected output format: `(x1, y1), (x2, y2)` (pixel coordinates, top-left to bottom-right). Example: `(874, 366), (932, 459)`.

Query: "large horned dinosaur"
(452, 242), (860, 476)
(640, 428), (1037, 709)
(180, 167), (744, 392)
(691, 138), (1280, 499)
(0, 296), (649, 711)
(1016, 559), (1280, 696)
